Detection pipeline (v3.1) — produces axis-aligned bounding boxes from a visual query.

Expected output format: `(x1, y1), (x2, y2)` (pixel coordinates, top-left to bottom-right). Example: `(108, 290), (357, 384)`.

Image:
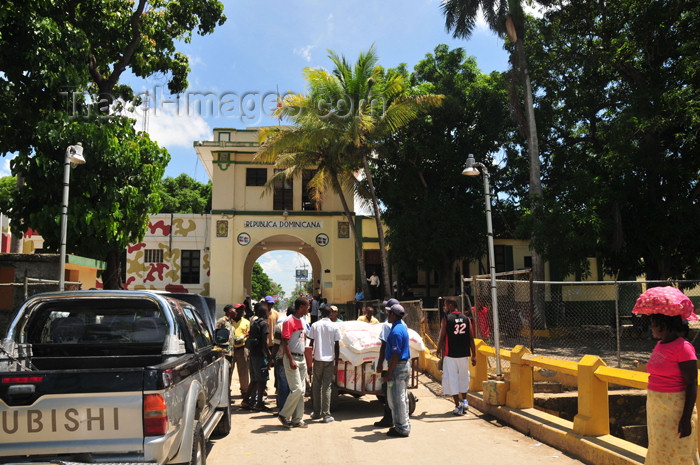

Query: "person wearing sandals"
(308, 304), (341, 423)
(241, 302), (273, 412)
(278, 297), (310, 428)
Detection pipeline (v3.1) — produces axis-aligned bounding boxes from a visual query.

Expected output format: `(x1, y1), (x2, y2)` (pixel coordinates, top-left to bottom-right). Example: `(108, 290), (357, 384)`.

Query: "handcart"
(330, 356), (419, 415)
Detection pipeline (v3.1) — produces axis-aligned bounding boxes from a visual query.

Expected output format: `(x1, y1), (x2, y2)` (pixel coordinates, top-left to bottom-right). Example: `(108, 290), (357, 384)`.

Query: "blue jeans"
(387, 360), (411, 436)
(275, 359), (289, 411)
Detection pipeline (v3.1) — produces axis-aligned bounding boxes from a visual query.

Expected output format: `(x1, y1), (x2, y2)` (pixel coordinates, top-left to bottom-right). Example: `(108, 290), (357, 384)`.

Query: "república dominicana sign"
(243, 220), (323, 229)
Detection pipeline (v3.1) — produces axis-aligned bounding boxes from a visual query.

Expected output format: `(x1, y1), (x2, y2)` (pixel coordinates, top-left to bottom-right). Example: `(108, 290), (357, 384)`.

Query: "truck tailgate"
(0, 370), (145, 457)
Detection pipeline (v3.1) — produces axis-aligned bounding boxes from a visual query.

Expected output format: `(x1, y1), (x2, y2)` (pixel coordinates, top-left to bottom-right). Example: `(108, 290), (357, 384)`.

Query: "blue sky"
(143, 1), (511, 296)
(1, 1), (512, 296)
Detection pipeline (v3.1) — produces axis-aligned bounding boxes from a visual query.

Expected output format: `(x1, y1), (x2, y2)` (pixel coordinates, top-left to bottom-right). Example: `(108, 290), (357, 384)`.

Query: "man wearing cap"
(329, 305), (340, 322)
(264, 296), (279, 349)
(217, 303), (250, 397)
(373, 298), (402, 427)
(278, 297), (311, 428)
(381, 304), (411, 437)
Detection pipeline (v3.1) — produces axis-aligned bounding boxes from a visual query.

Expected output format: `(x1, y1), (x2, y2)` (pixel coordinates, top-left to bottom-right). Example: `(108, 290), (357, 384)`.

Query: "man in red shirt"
(278, 297), (310, 428)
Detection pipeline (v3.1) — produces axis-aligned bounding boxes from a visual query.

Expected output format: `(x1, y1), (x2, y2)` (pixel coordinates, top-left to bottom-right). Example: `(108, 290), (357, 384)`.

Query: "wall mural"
(123, 216), (210, 295)
(172, 218), (196, 236)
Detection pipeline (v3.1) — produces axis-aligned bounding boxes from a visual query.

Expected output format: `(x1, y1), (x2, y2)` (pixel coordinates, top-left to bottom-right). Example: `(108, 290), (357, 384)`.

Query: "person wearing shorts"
(437, 298), (476, 415)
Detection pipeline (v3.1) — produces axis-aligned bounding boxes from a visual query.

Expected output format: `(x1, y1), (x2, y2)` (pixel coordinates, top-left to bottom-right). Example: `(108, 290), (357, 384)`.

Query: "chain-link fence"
(470, 273), (700, 370)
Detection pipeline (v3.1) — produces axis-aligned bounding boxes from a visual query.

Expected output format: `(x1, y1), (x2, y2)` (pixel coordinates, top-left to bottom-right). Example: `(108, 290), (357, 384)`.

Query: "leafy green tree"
(372, 45), (515, 295)
(159, 174), (212, 214)
(269, 282), (286, 301)
(1, 0), (225, 153)
(251, 262), (273, 301)
(10, 114), (169, 287)
(442, 0), (546, 284)
(258, 86), (372, 296)
(322, 47), (444, 300)
(0, 176), (16, 214)
(293, 281), (313, 297)
(260, 47), (443, 299)
(525, 0), (700, 281)
(1, 0), (225, 288)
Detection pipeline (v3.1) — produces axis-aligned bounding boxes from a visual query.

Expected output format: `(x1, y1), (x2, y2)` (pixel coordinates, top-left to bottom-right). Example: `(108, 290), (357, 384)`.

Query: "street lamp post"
(59, 143), (86, 291)
(462, 153), (502, 379)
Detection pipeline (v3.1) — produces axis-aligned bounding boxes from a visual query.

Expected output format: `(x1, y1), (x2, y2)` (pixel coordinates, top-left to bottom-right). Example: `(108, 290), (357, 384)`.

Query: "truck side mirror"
(214, 328), (230, 346)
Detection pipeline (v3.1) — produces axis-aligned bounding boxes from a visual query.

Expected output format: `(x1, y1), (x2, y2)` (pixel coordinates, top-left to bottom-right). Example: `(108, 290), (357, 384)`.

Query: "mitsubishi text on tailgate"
(0, 290), (231, 465)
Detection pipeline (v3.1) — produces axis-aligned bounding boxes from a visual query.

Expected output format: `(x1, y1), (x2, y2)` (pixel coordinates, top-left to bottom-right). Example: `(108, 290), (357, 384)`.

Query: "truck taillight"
(1, 376), (43, 384)
(144, 394), (168, 436)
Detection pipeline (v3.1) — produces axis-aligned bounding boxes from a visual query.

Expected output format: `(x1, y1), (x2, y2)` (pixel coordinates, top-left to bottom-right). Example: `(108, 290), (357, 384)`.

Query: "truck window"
(24, 299), (167, 345)
(180, 305), (212, 349)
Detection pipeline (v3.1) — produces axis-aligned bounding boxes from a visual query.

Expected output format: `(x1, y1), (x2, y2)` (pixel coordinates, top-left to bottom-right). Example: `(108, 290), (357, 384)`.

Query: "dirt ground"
(206, 372), (586, 465)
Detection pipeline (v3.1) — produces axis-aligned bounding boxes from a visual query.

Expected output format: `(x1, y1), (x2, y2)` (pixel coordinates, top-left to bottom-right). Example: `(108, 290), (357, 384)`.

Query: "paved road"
(207, 372), (585, 465)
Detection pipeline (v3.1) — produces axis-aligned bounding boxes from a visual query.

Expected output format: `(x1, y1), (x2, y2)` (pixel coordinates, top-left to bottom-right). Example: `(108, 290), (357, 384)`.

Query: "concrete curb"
(467, 391), (646, 465)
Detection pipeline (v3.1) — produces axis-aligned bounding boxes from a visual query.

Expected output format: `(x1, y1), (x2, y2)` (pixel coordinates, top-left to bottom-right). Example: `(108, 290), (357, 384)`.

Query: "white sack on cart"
(337, 321), (426, 366)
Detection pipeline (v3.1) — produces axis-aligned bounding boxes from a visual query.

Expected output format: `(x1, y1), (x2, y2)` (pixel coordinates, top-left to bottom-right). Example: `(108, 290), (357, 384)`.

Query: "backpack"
(246, 318), (264, 350)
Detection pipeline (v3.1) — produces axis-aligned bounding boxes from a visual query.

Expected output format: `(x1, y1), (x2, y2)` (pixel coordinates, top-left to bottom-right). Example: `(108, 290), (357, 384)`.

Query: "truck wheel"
(213, 394), (231, 437)
(190, 422), (206, 465)
(408, 391), (417, 416)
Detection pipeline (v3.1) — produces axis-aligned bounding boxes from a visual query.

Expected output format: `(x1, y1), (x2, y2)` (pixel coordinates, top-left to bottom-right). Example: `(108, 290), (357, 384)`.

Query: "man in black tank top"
(437, 298), (477, 415)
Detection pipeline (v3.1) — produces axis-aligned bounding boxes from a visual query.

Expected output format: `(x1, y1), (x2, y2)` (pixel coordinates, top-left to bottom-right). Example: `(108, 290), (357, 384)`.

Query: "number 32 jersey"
(445, 312), (470, 358)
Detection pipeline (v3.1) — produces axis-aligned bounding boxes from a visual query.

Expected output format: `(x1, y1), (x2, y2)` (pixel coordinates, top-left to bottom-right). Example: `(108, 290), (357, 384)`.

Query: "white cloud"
(259, 257), (284, 274)
(293, 44), (316, 62)
(258, 251), (312, 296)
(125, 102), (211, 149)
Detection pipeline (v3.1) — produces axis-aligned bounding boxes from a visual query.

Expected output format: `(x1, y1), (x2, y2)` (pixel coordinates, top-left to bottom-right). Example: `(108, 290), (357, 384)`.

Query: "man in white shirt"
(308, 304), (341, 422)
(368, 271), (381, 300)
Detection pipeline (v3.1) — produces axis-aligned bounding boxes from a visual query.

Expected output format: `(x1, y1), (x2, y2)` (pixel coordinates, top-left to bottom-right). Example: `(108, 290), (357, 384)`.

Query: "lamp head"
(67, 143), (86, 166)
(462, 154), (479, 176)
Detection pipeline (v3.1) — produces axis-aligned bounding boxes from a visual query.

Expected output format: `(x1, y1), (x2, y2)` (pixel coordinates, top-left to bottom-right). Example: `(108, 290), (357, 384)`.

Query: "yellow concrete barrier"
(506, 345), (534, 409)
(573, 355), (609, 436)
(469, 339), (489, 392)
(456, 337), (700, 461)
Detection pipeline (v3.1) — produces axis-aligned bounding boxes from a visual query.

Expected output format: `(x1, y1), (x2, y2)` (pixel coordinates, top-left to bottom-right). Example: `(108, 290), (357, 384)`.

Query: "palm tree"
(259, 47), (443, 301)
(442, 0), (545, 287)
(320, 46), (444, 299)
(257, 101), (372, 297)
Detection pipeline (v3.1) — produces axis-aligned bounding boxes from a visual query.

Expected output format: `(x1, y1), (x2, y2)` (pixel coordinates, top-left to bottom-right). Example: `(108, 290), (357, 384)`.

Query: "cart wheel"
(408, 391), (417, 416)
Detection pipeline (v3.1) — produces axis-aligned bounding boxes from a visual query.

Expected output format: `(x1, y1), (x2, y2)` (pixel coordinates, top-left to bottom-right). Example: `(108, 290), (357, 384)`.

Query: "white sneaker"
(461, 400), (469, 412)
(452, 405), (463, 416)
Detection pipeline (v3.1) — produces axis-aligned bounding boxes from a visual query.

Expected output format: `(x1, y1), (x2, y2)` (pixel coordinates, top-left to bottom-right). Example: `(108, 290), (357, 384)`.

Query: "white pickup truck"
(0, 290), (231, 465)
